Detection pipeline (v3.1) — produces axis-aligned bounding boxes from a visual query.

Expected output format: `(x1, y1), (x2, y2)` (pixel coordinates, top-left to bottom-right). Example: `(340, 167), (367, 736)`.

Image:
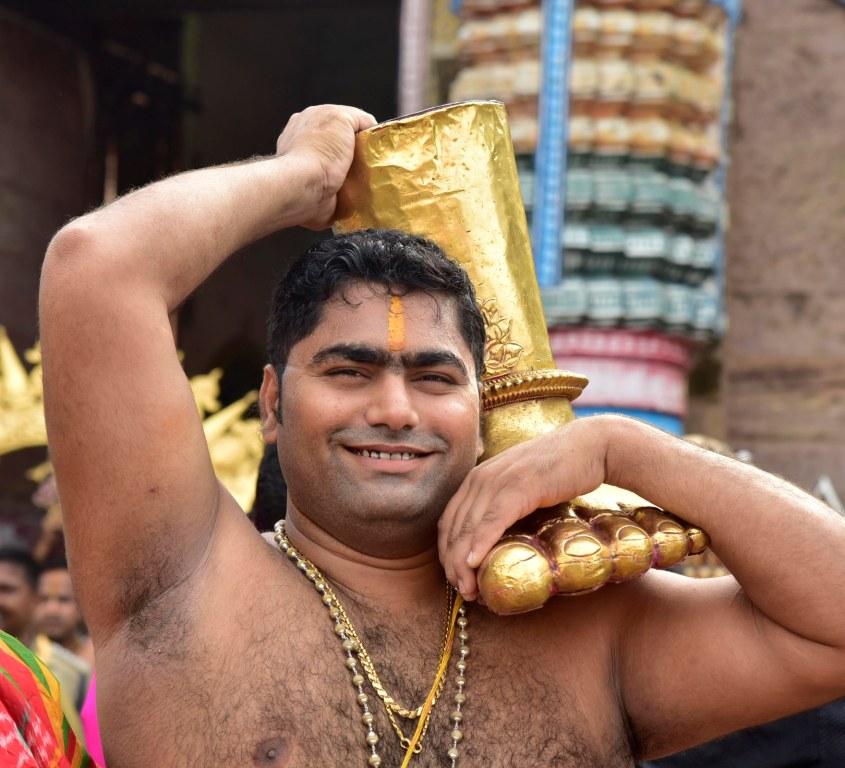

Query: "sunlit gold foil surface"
(590, 514), (653, 582)
(333, 101), (709, 613)
(687, 527), (710, 554)
(483, 399), (576, 461)
(632, 508), (690, 568)
(476, 499), (705, 613)
(542, 518), (612, 594)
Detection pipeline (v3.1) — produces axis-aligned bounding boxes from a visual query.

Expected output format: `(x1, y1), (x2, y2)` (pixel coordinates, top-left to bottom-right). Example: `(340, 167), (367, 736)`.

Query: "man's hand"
(275, 105), (377, 230)
(438, 418), (609, 600)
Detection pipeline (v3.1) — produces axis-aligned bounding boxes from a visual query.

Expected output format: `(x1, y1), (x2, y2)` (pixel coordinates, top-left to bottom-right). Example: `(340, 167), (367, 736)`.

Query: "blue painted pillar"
(711, 0), (742, 335)
(531, 0), (574, 288)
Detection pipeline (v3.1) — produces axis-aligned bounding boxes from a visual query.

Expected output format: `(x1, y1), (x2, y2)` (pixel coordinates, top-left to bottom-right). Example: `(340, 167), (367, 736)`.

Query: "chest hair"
(104, 572), (634, 767)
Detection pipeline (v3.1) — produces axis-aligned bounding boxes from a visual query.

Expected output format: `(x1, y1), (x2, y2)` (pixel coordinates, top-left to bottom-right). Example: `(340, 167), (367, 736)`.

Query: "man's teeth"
(354, 449), (419, 461)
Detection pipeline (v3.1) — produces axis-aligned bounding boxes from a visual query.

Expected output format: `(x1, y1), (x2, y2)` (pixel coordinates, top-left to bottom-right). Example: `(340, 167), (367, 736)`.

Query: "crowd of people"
(0, 545), (100, 765)
(0, 551), (88, 710)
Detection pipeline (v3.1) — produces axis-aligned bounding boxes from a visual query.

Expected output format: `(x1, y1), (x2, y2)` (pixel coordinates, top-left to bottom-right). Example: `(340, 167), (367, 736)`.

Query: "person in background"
(80, 675), (106, 768)
(36, 559), (95, 667)
(0, 546), (41, 645)
(0, 629), (95, 767)
(0, 547), (88, 738)
(31, 474), (66, 565)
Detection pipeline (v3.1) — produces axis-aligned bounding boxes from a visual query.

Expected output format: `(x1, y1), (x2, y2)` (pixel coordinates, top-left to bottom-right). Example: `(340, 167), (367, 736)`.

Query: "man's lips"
(331, 429), (448, 473)
(341, 444), (438, 473)
(343, 444), (434, 462)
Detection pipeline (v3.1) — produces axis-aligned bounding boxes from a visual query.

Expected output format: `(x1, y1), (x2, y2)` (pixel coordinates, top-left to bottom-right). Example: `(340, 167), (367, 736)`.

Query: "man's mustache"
(331, 428), (449, 454)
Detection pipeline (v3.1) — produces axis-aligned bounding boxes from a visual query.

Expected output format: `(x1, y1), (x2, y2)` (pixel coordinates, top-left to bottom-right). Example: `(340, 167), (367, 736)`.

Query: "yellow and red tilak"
(388, 294), (406, 352)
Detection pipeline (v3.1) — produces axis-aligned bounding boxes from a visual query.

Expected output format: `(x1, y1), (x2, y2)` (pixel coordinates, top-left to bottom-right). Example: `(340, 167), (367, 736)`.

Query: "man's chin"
(348, 497), (443, 527)
(332, 495), (445, 545)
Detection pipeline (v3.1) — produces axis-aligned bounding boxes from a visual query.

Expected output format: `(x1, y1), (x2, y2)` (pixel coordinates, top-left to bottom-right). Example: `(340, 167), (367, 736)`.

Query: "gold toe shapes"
(478, 497), (710, 615)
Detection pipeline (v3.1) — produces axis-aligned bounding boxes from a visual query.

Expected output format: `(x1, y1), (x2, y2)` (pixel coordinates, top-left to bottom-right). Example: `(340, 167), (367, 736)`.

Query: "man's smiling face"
(264, 282), (483, 558)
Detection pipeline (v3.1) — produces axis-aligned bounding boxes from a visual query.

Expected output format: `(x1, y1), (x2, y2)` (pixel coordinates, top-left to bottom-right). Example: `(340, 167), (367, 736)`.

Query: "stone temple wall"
(0, 10), (93, 353)
(720, 0), (845, 491)
(0, 11), (94, 529)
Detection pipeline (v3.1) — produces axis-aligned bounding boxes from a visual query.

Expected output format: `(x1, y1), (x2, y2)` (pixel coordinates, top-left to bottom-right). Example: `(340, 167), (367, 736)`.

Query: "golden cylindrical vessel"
(333, 101), (707, 614)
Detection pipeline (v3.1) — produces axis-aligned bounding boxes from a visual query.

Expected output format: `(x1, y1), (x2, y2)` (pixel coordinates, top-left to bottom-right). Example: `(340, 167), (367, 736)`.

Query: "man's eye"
(417, 373), (454, 385)
(327, 368), (366, 378)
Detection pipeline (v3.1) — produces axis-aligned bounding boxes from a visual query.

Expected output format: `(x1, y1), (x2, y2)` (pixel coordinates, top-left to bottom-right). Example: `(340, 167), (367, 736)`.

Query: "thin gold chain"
(330, 584), (453, 752)
(335, 582), (453, 718)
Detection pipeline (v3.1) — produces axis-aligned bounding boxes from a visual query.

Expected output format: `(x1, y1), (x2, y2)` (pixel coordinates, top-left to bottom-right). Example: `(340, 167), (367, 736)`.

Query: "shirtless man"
(39, 105), (845, 767)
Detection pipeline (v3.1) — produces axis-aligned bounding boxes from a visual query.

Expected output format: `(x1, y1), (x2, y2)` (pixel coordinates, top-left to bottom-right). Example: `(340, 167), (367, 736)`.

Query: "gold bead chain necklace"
(336, 575), (454, 719)
(274, 520), (469, 767)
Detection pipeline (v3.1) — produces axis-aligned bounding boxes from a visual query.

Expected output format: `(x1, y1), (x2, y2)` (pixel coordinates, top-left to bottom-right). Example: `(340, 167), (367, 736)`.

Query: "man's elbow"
(40, 217), (114, 310)
(812, 644), (845, 693)
(43, 216), (104, 273)
(779, 631), (845, 700)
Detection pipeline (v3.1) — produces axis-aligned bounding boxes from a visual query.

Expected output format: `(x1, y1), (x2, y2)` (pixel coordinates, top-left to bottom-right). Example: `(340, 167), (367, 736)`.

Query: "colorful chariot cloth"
(0, 630), (95, 767)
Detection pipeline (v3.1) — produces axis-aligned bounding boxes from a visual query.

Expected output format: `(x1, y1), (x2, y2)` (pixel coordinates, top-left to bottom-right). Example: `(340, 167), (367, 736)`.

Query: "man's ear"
(259, 364), (281, 444)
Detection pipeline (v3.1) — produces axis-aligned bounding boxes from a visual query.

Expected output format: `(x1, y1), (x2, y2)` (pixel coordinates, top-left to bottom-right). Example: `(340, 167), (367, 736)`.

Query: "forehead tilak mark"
(387, 294), (406, 352)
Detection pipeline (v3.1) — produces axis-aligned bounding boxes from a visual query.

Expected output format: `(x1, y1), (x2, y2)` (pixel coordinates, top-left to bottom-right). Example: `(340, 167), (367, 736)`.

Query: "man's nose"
(364, 373), (420, 431)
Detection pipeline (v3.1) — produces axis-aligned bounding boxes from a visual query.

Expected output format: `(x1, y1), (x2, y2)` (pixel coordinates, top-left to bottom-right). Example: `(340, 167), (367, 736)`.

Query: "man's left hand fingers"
(441, 472), (531, 600)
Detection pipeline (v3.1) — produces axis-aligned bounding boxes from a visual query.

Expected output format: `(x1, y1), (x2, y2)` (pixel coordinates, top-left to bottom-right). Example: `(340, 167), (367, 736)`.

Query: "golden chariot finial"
(0, 327), (46, 456)
(0, 327), (263, 513)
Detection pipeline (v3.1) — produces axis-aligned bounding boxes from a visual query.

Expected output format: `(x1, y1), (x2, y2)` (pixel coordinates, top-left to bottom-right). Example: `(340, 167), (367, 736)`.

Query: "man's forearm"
(606, 416), (845, 649)
(44, 153), (320, 311)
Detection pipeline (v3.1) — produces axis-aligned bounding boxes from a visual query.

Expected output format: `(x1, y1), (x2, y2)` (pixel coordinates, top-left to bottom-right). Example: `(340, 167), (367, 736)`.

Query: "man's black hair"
(266, 229), (486, 381)
(250, 444), (288, 531)
(0, 547), (40, 590)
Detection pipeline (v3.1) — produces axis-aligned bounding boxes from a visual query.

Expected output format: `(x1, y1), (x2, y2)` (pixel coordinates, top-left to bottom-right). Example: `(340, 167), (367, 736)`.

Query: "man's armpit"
(121, 562), (196, 659)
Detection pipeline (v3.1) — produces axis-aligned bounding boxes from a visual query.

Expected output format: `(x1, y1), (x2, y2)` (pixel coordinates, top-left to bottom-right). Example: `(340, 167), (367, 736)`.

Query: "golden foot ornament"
(334, 101), (709, 615)
(477, 485), (709, 615)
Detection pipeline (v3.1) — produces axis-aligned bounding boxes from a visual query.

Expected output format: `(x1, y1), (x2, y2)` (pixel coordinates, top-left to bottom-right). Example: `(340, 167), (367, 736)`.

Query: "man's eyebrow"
(401, 350), (469, 378)
(310, 344), (469, 378)
(310, 344), (390, 367)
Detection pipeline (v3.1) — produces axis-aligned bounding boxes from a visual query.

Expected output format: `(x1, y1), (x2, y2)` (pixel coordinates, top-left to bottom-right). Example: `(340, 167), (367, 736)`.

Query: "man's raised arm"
(38, 105), (375, 640)
(438, 415), (845, 757)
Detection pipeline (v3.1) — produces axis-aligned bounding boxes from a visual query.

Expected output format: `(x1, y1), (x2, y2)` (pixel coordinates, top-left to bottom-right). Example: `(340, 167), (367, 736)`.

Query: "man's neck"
(284, 507), (445, 613)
